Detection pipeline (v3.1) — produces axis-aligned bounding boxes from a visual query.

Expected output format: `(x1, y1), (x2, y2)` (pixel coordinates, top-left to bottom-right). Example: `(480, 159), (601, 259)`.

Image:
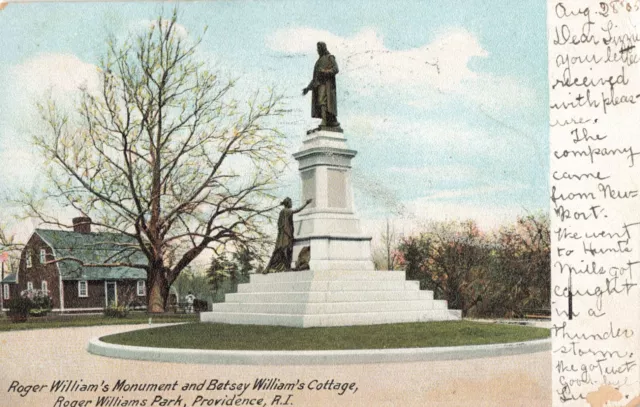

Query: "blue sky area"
(0, 1), (548, 234)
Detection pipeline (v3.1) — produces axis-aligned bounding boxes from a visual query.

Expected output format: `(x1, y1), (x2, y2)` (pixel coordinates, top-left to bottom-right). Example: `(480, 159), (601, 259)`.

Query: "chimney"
(72, 217), (92, 233)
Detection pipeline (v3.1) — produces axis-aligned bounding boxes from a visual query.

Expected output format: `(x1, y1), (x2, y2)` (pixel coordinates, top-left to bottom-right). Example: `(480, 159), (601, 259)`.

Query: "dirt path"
(0, 324), (550, 407)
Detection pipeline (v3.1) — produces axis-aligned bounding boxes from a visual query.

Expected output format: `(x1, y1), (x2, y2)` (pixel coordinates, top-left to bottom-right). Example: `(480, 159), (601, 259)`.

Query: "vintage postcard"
(1, 1), (633, 406)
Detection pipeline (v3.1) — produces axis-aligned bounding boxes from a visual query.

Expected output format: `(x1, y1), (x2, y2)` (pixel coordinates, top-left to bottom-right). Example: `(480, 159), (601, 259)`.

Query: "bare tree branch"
(20, 8), (288, 312)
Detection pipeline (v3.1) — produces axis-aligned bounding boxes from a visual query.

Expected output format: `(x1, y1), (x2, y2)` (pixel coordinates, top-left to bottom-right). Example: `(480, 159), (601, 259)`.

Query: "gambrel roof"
(34, 229), (147, 281)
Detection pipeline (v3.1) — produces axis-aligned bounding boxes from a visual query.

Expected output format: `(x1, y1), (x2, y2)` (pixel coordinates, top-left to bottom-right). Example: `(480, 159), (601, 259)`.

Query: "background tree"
(485, 213), (551, 317)
(171, 266), (210, 302)
(22, 10), (287, 312)
(206, 246), (255, 300)
(397, 220), (490, 316)
(396, 216), (550, 318)
(373, 218), (400, 270)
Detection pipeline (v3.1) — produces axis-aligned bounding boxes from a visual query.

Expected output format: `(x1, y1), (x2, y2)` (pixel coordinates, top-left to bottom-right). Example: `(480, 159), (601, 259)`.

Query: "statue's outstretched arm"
(293, 199), (313, 214)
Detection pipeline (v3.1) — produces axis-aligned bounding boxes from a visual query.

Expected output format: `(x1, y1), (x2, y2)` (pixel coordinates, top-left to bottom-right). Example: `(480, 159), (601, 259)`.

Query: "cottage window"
(26, 251), (32, 268)
(41, 280), (48, 293)
(3, 284), (9, 299)
(136, 280), (146, 296)
(27, 281), (33, 291)
(78, 281), (88, 298)
(40, 249), (46, 264)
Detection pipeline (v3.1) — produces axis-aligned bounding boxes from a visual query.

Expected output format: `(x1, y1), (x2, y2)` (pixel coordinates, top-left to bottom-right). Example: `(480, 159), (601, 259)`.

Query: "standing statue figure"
(303, 42), (341, 130)
(263, 197), (313, 273)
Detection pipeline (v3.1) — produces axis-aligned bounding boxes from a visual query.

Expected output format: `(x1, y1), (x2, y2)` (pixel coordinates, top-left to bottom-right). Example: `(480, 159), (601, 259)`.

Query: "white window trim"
(3, 284), (9, 299)
(26, 281), (33, 291)
(78, 280), (88, 298)
(41, 280), (48, 293)
(26, 251), (32, 268)
(137, 280), (146, 296)
(40, 249), (46, 264)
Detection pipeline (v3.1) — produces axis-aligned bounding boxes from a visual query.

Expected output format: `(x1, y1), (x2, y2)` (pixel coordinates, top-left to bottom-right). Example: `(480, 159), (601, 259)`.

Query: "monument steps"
(237, 280), (419, 293)
(227, 290), (434, 303)
(249, 270), (406, 282)
(200, 270), (461, 327)
(201, 309), (462, 328)
(210, 299), (449, 314)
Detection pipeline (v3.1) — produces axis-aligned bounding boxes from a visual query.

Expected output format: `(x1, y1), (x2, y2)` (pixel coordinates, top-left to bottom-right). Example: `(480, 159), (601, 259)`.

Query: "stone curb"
(87, 336), (550, 365)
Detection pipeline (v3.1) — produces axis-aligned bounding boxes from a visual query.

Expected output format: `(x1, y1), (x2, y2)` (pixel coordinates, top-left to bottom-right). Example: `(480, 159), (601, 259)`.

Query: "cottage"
(6, 217), (148, 312)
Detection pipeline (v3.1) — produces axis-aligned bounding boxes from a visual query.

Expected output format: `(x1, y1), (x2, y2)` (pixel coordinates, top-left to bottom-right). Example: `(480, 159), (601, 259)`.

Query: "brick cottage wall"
(2, 284), (19, 309)
(63, 279), (145, 310)
(63, 280), (105, 309)
(16, 234), (61, 309)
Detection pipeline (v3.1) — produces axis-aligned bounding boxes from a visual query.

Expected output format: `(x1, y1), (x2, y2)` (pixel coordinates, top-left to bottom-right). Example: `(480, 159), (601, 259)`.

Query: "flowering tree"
(396, 215), (550, 317)
(397, 220), (490, 316)
(486, 214), (551, 317)
(11, 288), (53, 317)
(21, 10), (287, 312)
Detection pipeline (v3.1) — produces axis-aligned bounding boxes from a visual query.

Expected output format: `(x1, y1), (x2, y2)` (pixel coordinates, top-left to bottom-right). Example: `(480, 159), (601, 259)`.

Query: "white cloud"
(267, 27), (481, 91)
(0, 146), (41, 190)
(131, 19), (190, 40)
(267, 27), (535, 111)
(6, 53), (100, 120)
(11, 53), (100, 99)
(267, 27), (344, 55)
(0, 54), (101, 190)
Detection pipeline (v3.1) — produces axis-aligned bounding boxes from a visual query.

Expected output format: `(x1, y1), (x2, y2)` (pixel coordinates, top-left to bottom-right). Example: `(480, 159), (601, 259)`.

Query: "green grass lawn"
(100, 321), (550, 351)
(0, 312), (198, 332)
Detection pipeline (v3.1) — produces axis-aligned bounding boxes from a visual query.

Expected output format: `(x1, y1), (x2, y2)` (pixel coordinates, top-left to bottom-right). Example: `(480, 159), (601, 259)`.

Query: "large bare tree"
(22, 11), (287, 312)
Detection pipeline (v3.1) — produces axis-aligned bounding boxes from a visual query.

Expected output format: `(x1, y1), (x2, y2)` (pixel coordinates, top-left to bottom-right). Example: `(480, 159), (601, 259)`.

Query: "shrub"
(103, 303), (129, 318)
(7, 296), (34, 322)
(7, 296), (34, 315)
(21, 289), (53, 317)
(29, 308), (50, 317)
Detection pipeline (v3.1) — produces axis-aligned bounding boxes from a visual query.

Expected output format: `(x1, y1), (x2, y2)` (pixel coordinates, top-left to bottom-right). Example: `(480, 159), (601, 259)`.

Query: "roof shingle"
(35, 229), (147, 281)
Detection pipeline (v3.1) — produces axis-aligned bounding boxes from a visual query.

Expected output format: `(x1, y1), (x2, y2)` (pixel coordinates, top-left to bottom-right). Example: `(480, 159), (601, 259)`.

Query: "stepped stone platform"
(200, 270), (462, 328)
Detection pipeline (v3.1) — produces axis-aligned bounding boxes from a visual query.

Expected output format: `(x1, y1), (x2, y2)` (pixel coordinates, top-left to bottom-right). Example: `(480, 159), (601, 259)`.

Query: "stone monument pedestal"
(199, 127), (462, 327)
(291, 129), (374, 271)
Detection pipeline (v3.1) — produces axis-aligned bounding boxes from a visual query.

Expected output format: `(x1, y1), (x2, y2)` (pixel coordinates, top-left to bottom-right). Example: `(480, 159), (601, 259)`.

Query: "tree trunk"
(147, 269), (169, 313)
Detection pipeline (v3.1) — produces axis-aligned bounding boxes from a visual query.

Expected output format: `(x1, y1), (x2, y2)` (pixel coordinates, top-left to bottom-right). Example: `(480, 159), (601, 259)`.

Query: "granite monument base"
(200, 270), (462, 327)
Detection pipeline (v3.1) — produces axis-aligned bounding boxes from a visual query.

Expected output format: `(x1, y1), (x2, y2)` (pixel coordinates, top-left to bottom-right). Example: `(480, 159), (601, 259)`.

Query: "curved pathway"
(0, 324), (551, 406)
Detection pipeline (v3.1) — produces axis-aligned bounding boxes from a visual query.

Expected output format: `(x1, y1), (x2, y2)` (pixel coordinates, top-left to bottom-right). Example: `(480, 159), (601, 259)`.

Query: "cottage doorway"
(105, 282), (117, 307)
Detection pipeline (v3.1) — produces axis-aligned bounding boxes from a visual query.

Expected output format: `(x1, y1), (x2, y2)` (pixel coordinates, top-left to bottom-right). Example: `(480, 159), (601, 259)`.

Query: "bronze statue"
(303, 42), (341, 131)
(263, 197), (312, 273)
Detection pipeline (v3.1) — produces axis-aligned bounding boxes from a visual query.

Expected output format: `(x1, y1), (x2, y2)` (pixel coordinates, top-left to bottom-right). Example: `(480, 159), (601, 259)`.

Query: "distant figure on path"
(185, 291), (195, 313)
(264, 197), (312, 273)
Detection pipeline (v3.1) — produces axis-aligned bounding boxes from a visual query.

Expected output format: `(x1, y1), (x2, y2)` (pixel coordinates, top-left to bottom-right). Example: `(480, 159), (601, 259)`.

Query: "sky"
(0, 1), (548, 241)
